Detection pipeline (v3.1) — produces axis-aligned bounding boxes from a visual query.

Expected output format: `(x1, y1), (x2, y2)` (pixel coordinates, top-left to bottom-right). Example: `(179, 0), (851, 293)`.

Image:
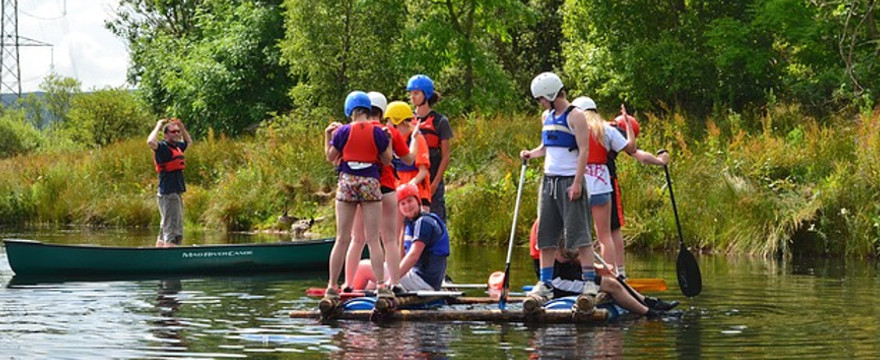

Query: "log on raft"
(290, 308), (609, 323)
(447, 296), (526, 305)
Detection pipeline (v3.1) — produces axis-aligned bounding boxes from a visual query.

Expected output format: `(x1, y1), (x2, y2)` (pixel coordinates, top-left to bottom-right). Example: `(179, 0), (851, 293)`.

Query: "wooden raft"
(292, 308), (609, 323)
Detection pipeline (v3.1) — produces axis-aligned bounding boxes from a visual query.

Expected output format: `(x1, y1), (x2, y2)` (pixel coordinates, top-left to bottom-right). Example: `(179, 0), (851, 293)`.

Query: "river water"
(1, 229), (879, 359)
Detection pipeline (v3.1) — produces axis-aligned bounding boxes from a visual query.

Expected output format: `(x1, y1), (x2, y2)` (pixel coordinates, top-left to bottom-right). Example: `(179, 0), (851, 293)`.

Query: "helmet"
(614, 114), (641, 139)
(396, 183), (420, 203)
(530, 72), (564, 101)
(406, 74), (435, 100)
(385, 101), (413, 125)
(572, 96), (597, 111)
(344, 91), (372, 117)
(367, 91), (387, 114)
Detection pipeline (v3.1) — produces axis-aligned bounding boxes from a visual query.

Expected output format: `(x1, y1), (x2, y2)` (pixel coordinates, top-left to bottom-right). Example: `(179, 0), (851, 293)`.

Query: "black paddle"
(658, 150), (702, 297)
(593, 251), (646, 306)
(500, 159), (528, 310)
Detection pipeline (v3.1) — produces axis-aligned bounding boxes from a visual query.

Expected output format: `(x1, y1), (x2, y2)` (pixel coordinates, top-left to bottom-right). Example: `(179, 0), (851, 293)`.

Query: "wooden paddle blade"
(676, 244), (702, 297)
(627, 278), (667, 292)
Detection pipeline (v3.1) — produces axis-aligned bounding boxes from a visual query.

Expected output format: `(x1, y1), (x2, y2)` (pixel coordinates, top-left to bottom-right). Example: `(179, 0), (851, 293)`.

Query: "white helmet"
(572, 96), (597, 111)
(367, 91), (387, 114)
(530, 72), (564, 101)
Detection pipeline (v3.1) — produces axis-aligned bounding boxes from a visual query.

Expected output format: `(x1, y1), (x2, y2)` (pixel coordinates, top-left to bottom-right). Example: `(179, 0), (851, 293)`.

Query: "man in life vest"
(519, 72), (599, 314)
(147, 118), (193, 247)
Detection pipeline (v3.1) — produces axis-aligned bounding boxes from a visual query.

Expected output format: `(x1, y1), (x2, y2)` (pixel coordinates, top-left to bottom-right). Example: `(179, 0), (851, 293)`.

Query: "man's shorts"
(536, 175), (593, 250)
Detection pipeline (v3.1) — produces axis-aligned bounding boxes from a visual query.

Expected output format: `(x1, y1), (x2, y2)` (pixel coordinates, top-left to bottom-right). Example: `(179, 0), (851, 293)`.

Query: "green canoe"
(2, 238), (334, 279)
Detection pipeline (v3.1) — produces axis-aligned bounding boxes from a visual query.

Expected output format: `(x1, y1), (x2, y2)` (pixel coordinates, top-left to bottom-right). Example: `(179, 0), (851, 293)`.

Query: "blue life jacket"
(403, 212), (450, 257)
(541, 105), (578, 150)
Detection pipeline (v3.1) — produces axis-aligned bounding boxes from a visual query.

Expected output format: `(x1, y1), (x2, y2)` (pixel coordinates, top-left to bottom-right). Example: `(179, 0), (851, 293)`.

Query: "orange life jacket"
(587, 133), (609, 164)
(418, 113), (441, 148)
(341, 122), (380, 163)
(155, 144), (186, 173)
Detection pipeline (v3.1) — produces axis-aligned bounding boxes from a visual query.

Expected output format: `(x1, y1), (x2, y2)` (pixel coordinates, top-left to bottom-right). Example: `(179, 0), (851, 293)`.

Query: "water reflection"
(153, 279), (184, 345)
(326, 321), (453, 359)
(3, 229), (880, 359)
(527, 324), (624, 359)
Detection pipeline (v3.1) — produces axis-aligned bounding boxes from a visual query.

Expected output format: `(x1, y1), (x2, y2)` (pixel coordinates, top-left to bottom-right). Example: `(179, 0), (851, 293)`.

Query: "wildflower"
(840, 208), (848, 216)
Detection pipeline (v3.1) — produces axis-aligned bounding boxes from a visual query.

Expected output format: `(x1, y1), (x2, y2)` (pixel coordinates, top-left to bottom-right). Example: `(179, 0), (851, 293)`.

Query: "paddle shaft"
(500, 160), (529, 309)
(662, 163), (686, 247)
(593, 251), (646, 306)
(658, 152), (702, 297)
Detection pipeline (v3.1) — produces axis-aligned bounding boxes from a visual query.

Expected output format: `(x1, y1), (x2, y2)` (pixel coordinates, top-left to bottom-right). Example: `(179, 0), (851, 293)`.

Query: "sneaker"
(644, 296), (679, 311)
(377, 286), (395, 299)
(523, 282), (553, 314)
(323, 287), (340, 301)
(527, 281), (554, 298)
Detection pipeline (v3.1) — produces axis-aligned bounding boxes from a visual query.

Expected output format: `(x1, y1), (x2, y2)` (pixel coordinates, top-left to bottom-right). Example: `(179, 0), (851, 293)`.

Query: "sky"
(16, 0), (129, 93)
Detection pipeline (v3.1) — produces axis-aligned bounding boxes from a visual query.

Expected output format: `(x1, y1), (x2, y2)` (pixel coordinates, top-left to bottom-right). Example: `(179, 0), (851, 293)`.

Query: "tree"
(108, 0), (293, 136)
(64, 88), (153, 147)
(280, 0), (408, 121)
(39, 73), (82, 123)
(399, 0), (532, 114)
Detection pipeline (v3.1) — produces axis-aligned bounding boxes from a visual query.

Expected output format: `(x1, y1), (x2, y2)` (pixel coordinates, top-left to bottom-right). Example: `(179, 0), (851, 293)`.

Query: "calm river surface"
(2, 229), (879, 359)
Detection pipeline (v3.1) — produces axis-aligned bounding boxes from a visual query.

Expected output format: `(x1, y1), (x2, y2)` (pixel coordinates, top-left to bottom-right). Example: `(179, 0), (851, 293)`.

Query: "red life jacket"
(155, 144), (186, 173)
(587, 133), (609, 164)
(341, 122), (380, 163)
(417, 113), (441, 149)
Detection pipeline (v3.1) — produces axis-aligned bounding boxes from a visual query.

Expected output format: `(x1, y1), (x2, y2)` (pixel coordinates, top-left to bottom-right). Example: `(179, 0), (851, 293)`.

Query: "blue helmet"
(406, 74), (435, 100)
(344, 91), (372, 117)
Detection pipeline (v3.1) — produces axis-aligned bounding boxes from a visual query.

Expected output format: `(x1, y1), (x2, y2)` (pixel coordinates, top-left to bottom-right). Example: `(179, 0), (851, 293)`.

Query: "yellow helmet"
(384, 101), (413, 125)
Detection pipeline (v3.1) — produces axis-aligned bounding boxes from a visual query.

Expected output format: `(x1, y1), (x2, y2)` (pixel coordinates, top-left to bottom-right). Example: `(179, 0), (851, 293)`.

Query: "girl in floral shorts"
(323, 91), (393, 302)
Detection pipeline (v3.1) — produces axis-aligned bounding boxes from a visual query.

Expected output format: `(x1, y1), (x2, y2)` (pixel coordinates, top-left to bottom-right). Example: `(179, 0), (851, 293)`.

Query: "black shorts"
(380, 185), (395, 194)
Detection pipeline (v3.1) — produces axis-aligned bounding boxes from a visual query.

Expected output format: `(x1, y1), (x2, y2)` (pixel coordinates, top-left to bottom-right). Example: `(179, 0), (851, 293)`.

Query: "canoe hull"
(3, 238), (335, 278)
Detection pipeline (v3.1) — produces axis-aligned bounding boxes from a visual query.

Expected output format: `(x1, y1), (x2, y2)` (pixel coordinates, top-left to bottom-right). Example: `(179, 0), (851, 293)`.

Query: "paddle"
(593, 251), (646, 306)
(500, 159), (528, 311)
(658, 150), (702, 297)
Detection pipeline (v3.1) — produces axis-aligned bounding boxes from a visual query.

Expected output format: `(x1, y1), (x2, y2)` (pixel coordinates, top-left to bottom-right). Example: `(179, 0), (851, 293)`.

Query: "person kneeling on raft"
(349, 183), (450, 292)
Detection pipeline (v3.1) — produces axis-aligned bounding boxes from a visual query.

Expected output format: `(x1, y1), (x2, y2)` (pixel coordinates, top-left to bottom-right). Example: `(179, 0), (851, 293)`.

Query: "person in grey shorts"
(147, 118), (192, 247)
(519, 72), (599, 305)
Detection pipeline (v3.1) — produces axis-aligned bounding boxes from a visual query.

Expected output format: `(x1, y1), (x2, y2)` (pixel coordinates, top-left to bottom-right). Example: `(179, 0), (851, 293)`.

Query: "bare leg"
(600, 276), (649, 315)
(576, 245), (596, 272)
(591, 202), (616, 270)
(381, 192), (401, 286)
(344, 206), (367, 288)
(328, 200), (358, 289)
(360, 201), (385, 285)
(540, 247), (557, 271)
(611, 228), (626, 271)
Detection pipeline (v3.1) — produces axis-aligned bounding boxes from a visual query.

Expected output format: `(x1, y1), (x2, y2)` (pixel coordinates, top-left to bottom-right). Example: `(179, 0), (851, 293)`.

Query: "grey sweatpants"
(157, 192), (184, 245)
(536, 175), (592, 250)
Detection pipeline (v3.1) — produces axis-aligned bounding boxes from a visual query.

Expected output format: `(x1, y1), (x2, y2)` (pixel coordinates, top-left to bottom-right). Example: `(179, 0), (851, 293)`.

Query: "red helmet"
(396, 183), (419, 203)
(614, 114), (640, 139)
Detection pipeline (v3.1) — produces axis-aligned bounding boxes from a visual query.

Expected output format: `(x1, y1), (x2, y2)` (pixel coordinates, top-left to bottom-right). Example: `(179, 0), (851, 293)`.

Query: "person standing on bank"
(520, 72), (599, 313)
(407, 74), (453, 222)
(147, 118), (193, 248)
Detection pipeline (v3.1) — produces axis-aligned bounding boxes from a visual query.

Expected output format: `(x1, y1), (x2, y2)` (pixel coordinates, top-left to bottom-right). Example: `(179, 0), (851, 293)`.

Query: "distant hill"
(2, 92), (55, 129)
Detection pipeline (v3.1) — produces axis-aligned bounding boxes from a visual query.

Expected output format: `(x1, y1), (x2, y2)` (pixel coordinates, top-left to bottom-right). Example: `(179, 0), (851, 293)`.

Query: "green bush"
(0, 110), (46, 157)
